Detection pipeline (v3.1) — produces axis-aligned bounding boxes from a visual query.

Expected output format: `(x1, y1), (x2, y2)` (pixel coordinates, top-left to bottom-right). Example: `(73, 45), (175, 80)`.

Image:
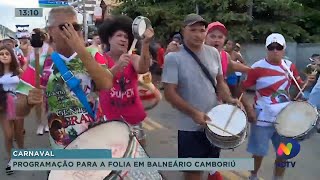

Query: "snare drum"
(205, 104), (248, 149)
(48, 120), (163, 180)
(275, 101), (319, 139)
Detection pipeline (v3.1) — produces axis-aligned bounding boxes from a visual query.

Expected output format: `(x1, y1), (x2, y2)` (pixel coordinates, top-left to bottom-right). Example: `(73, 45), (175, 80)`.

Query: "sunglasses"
(58, 23), (82, 31)
(267, 44), (284, 51)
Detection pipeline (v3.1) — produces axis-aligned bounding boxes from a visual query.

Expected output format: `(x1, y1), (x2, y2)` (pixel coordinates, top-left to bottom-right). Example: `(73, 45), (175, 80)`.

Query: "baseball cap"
(183, 14), (208, 27)
(265, 33), (286, 49)
(207, 21), (228, 36)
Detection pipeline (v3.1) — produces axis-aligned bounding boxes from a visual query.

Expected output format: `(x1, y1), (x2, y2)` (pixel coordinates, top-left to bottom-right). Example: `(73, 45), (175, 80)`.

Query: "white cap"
(265, 33), (286, 49)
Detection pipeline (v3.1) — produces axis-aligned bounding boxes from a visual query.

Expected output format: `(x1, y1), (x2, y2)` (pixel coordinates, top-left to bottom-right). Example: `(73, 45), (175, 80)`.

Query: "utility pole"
(70, 0), (88, 42)
(82, 0), (88, 42)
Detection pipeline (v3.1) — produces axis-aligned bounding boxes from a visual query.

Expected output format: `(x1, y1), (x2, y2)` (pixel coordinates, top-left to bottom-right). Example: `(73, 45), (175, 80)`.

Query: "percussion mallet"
(206, 121), (240, 138)
(282, 63), (305, 99)
(222, 93), (244, 134)
(128, 39), (138, 55)
(294, 69), (317, 100)
(34, 48), (42, 123)
(30, 31), (44, 125)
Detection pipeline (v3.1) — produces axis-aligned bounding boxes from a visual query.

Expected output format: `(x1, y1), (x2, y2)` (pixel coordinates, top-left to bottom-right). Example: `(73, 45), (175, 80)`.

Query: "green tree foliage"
(112, 0), (320, 44)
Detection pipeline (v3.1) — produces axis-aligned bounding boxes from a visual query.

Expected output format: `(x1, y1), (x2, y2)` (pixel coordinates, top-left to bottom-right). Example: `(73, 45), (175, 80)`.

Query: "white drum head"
(275, 102), (318, 137)
(132, 16), (151, 39)
(137, 20), (147, 37)
(207, 104), (247, 136)
(48, 121), (131, 180)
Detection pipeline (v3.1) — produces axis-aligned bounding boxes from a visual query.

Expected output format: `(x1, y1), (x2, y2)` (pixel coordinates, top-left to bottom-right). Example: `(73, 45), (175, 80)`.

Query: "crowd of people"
(0, 5), (319, 180)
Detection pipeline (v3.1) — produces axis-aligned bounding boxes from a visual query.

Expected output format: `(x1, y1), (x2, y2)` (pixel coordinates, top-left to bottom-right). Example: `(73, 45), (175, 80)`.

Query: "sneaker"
(249, 175), (259, 180)
(44, 125), (49, 133)
(6, 164), (13, 175)
(207, 171), (223, 180)
(37, 124), (44, 135)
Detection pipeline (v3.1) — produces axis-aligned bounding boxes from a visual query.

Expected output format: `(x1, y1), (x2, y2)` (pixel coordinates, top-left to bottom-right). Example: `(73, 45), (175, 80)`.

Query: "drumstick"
(128, 39), (138, 55)
(294, 69), (317, 100)
(222, 93), (244, 133)
(206, 121), (240, 138)
(294, 83), (308, 100)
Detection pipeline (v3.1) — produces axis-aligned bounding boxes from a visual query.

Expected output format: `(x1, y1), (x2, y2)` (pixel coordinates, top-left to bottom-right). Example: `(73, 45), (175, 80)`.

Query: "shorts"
(227, 73), (238, 86)
(178, 130), (220, 158)
(131, 123), (146, 141)
(247, 124), (283, 156)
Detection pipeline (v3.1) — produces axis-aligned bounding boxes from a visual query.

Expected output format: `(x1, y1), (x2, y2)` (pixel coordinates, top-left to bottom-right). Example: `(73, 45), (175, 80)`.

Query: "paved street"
(1, 92), (320, 180)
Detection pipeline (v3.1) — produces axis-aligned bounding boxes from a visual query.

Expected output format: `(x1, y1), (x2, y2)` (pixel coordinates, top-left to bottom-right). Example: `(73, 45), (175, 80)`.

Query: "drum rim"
(132, 16), (151, 39)
(205, 127), (248, 149)
(48, 120), (135, 179)
(275, 102), (319, 138)
(206, 104), (248, 137)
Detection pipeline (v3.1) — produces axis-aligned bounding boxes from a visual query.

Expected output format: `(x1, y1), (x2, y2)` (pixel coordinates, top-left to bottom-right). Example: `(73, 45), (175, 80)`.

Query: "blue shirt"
(308, 77), (320, 109)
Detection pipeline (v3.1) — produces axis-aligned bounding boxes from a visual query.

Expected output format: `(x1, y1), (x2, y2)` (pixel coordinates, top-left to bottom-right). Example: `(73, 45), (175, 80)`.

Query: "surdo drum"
(48, 120), (163, 180)
(275, 101), (319, 139)
(205, 104), (248, 149)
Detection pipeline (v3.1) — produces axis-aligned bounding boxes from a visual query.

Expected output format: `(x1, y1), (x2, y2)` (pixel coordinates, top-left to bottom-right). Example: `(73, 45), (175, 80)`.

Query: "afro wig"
(98, 15), (134, 51)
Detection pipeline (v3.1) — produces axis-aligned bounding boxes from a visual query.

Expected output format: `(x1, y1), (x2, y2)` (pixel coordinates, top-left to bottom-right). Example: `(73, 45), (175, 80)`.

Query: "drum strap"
(183, 43), (218, 93)
(51, 52), (97, 119)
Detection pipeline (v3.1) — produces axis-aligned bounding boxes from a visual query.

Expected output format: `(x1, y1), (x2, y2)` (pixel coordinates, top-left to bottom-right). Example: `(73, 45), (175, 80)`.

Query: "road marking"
(142, 117), (166, 131)
(144, 117), (165, 129)
(142, 122), (155, 131)
(221, 171), (244, 180)
(221, 171), (264, 180)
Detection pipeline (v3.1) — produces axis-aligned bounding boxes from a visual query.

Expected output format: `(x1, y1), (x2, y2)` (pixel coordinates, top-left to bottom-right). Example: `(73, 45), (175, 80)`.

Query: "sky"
(0, 0), (51, 31)
(0, 0), (84, 32)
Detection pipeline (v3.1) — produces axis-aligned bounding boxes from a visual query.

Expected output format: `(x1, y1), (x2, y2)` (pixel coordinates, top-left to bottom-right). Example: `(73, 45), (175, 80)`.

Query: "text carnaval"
(12, 160), (237, 168)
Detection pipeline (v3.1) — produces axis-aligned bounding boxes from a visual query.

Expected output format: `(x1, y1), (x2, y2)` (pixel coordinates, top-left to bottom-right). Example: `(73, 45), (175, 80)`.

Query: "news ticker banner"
(10, 149), (254, 171)
(39, 0), (69, 8)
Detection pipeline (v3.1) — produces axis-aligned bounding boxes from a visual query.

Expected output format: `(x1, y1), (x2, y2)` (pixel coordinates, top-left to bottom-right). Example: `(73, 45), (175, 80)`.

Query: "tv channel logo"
(276, 138), (300, 168)
(277, 138), (300, 159)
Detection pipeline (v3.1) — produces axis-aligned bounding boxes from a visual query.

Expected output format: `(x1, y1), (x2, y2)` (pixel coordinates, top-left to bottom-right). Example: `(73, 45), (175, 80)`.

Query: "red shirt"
(157, 48), (165, 68)
(99, 54), (146, 125)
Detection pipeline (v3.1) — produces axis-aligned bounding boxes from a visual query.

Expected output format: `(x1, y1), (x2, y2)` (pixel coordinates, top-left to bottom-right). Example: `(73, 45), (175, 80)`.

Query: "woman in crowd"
(98, 15), (154, 147)
(0, 45), (24, 175)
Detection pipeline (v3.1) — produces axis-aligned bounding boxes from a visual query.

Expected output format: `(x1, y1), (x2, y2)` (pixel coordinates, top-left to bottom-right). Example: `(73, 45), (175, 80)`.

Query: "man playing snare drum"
(240, 33), (315, 180)
(162, 14), (244, 180)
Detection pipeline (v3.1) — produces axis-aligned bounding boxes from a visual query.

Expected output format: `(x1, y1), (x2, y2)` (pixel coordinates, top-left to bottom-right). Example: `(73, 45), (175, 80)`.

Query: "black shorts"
(178, 130), (221, 158)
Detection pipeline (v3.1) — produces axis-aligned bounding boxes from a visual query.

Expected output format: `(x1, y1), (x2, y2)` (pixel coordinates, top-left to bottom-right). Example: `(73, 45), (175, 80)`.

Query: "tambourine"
(132, 16), (152, 39)
(128, 16), (152, 54)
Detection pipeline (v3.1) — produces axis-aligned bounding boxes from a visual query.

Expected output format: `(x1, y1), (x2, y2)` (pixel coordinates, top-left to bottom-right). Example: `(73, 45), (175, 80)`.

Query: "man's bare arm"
(236, 53), (246, 64)
(216, 74), (233, 102)
(164, 83), (198, 117)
